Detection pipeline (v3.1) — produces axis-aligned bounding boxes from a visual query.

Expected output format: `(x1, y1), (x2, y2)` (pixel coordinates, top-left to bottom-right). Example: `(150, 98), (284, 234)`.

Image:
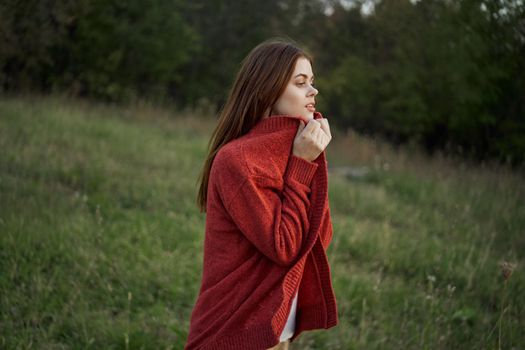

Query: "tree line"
(1, 0), (524, 165)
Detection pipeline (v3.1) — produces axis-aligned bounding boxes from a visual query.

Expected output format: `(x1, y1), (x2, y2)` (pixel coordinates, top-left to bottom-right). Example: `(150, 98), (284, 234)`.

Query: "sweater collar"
(249, 111), (324, 135)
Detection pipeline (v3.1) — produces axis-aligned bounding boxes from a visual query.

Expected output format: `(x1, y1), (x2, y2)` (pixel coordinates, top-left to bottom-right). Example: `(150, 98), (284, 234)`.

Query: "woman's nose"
(309, 86), (319, 96)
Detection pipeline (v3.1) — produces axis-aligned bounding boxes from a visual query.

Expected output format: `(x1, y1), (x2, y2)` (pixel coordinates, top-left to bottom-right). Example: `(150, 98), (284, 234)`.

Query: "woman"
(185, 38), (338, 350)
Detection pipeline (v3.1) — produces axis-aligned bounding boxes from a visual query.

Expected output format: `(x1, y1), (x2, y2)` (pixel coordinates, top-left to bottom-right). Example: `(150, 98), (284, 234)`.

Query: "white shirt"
(279, 291), (298, 341)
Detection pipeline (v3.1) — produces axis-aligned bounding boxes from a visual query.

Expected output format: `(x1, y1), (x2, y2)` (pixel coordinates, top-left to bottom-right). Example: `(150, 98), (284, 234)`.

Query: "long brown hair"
(196, 38), (313, 213)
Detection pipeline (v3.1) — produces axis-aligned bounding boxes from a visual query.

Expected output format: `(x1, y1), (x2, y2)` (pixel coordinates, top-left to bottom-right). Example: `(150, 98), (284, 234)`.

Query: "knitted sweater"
(184, 111), (338, 349)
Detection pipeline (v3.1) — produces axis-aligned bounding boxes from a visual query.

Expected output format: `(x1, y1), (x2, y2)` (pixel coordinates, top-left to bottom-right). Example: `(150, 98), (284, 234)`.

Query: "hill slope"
(1, 96), (523, 349)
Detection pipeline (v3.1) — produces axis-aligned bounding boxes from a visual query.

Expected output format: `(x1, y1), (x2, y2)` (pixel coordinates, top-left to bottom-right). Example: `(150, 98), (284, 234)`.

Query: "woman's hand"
(292, 118), (332, 162)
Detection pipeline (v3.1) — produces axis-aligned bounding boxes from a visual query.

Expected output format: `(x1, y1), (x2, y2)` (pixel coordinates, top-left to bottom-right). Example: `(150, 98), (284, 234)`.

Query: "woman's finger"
(305, 119), (321, 135)
(296, 120), (306, 137)
(318, 119), (331, 139)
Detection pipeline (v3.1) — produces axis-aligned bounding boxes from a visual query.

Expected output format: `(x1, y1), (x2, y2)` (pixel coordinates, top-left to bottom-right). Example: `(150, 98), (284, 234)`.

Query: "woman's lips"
(306, 104), (315, 112)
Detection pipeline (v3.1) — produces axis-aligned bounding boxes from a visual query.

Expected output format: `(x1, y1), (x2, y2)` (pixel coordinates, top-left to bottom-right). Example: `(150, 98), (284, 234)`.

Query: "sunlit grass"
(1, 95), (523, 349)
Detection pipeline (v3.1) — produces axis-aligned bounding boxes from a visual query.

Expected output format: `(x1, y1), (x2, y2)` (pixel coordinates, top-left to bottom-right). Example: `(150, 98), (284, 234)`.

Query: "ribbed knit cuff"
(285, 154), (319, 186)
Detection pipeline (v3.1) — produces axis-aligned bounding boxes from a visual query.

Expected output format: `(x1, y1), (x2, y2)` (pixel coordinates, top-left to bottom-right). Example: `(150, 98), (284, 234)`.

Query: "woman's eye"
(296, 81), (314, 87)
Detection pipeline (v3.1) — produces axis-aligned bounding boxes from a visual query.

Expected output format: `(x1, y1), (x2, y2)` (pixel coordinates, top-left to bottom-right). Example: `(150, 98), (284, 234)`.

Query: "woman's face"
(270, 57), (318, 120)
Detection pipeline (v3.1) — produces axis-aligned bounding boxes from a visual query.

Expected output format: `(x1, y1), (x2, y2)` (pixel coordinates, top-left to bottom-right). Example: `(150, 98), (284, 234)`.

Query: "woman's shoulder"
(212, 135), (285, 182)
(211, 139), (249, 179)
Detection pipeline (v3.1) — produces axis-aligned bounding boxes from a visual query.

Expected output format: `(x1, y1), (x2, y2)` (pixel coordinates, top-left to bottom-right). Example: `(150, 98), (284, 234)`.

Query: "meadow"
(1, 96), (523, 349)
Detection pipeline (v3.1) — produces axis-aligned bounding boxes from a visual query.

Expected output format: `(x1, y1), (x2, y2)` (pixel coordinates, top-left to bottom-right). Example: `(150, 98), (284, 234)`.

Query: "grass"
(0, 95), (523, 349)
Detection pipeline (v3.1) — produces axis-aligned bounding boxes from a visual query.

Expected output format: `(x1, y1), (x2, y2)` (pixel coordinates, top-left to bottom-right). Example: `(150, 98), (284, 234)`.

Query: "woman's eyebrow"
(294, 73), (314, 80)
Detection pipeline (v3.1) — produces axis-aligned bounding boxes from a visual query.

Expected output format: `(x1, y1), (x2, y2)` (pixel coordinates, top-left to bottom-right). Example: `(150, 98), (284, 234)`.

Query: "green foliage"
(58, 0), (198, 102)
(0, 0), (197, 102)
(1, 0), (524, 164)
(0, 0), (88, 90)
(319, 55), (378, 133)
(313, 0), (525, 165)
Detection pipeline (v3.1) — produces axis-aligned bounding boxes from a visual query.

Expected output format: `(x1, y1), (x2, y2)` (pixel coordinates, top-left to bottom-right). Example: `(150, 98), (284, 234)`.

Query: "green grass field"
(1, 96), (523, 349)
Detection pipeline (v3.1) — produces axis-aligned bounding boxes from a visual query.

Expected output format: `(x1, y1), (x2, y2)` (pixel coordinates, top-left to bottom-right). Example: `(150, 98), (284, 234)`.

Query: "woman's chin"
(303, 111), (314, 120)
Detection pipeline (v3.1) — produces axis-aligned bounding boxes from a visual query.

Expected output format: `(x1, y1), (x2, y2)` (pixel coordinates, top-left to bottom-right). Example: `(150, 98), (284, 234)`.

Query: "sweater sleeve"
(320, 205), (334, 251)
(222, 154), (319, 267)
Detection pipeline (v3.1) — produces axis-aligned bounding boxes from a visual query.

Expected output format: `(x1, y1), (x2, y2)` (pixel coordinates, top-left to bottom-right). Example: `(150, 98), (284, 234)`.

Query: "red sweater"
(185, 111), (338, 349)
